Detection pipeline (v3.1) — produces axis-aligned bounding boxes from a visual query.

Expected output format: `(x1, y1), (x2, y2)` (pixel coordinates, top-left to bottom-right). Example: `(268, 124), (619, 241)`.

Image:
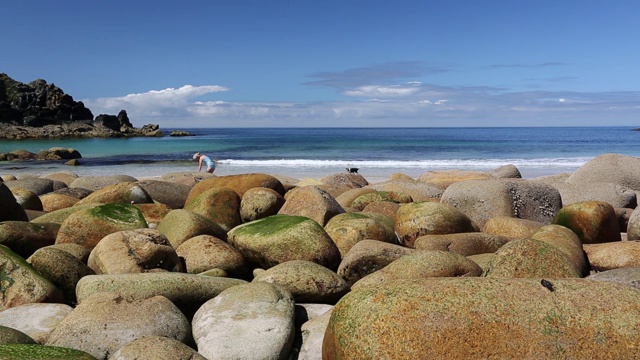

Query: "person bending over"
(193, 152), (215, 173)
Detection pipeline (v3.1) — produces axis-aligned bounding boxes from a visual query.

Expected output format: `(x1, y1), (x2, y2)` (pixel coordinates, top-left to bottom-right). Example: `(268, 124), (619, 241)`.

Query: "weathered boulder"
(626, 206), (640, 240)
(337, 240), (414, 287)
(361, 201), (401, 221)
(417, 169), (493, 189)
(350, 191), (412, 211)
(36, 147), (81, 160)
(368, 179), (443, 201)
(583, 241), (640, 271)
(27, 246), (94, 304)
(395, 201), (476, 247)
(482, 216), (544, 238)
(31, 203), (101, 225)
(0, 303), (73, 344)
(491, 164), (522, 178)
(324, 212), (397, 256)
(175, 234), (249, 278)
(0, 245), (63, 310)
(75, 182), (153, 205)
(566, 153), (640, 191)
(0, 183), (28, 221)
(548, 181), (637, 208)
(334, 187), (376, 209)
(297, 308), (333, 360)
(9, 187), (42, 211)
(587, 267), (640, 289)
(252, 260), (349, 304)
(3, 178), (59, 195)
(227, 214), (341, 271)
(323, 278), (640, 359)
(530, 224), (590, 276)
(414, 232), (511, 256)
(46, 293), (191, 360)
(55, 203), (148, 249)
(108, 336), (207, 360)
(43, 243), (91, 263)
(53, 186), (92, 199)
(39, 193), (79, 212)
(0, 221), (59, 258)
(441, 178), (562, 228)
(278, 186), (345, 226)
(552, 200), (621, 244)
(240, 187), (285, 222)
(42, 171), (79, 186)
(133, 202), (172, 226)
(183, 187), (241, 231)
(0, 344), (97, 359)
(75, 273), (246, 318)
(320, 172), (368, 190)
(352, 250), (482, 289)
(158, 172), (215, 187)
(136, 179), (191, 209)
(0, 326), (37, 345)
(192, 282), (295, 360)
(70, 175), (138, 191)
(155, 209), (227, 248)
(186, 173), (285, 202)
(87, 229), (183, 275)
(484, 238), (580, 278)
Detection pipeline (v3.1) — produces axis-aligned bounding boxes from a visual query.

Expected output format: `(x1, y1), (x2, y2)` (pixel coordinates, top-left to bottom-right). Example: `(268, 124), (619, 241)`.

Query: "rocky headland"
(1, 153), (640, 358)
(0, 73), (163, 139)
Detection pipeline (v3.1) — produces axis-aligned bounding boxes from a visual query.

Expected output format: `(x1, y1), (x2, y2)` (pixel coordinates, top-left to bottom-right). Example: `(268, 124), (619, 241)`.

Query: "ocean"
(1, 127), (639, 181)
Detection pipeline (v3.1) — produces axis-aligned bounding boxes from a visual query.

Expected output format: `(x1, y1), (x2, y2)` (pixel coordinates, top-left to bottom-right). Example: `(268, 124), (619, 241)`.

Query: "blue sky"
(3, 1), (640, 127)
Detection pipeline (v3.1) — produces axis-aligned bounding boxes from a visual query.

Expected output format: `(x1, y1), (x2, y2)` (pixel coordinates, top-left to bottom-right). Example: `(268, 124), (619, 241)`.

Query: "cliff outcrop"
(0, 73), (162, 139)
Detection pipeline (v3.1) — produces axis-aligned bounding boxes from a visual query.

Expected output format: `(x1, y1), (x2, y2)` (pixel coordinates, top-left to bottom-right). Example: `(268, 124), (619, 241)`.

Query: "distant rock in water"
(0, 73), (162, 139)
(0, 147), (82, 162)
(169, 130), (194, 137)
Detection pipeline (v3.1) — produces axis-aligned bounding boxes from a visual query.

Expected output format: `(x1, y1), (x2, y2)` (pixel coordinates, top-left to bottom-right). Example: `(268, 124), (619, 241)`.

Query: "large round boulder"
(350, 191), (412, 211)
(136, 179), (191, 209)
(184, 187), (242, 231)
(69, 175), (138, 191)
(0, 183), (28, 221)
(337, 240), (414, 287)
(240, 187), (285, 222)
(55, 203), (148, 250)
(39, 193), (79, 212)
(530, 224), (590, 276)
(0, 221), (59, 258)
(414, 232), (511, 256)
(192, 282), (295, 360)
(368, 179), (443, 202)
(10, 187), (42, 211)
(252, 260), (349, 304)
(155, 209), (227, 248)
(417, 169), (493, 189)
(484, 238), (580, 278)
(87, 229), (183, 275)
(0, 245), (63, 310)
(108, 336), (207, 360)
(482, 216), (544, 238)
(552, 200), (621, 244)
(323, 278), (640, 359)
(566, 153), (640, 191)
(395, 201), (475, 247)
(175, 234), (249, 278)
(278, 186), (345, 226)
(186, 173), (285, 202)
(352, 250), (482, 289)
(324, 212), (397, 257)
(3, 178), (58, 196)
(45, 293), (191, 360)
(227, 214), (341, 271)
(441, 178), (562, 228)
(75, 182), (153, 205)
(0, 303), (73, 344)
(583, 241), (640, 271)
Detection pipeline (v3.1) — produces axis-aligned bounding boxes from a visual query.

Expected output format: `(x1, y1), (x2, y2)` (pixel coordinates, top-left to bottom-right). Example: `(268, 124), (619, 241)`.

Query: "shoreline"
(0, 161), (578, 183)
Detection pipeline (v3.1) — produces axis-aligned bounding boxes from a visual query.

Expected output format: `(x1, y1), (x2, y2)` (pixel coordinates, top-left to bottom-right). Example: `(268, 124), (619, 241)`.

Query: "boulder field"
(1, 153), (640, 358)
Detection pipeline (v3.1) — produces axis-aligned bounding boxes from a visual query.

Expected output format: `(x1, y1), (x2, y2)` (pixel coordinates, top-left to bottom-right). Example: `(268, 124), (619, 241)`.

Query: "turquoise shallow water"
(1, 127), (639, 180)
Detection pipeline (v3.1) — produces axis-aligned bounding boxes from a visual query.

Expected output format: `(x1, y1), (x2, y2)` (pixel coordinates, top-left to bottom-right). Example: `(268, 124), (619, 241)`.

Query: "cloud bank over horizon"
(83, 62), (640, 128)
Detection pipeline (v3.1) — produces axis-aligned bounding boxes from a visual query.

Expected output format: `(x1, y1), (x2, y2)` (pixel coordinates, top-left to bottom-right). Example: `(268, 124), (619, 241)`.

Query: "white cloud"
(82, 82), (640, 128)
(343, 83), (422, 97)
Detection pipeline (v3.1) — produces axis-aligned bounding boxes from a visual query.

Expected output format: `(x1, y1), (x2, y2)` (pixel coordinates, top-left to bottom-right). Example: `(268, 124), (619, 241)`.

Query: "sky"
(3, 0), (640, 128)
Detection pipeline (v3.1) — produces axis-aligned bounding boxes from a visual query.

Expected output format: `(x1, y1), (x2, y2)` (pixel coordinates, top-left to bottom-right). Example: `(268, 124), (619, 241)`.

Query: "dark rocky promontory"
(0, 73), (162, 139)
